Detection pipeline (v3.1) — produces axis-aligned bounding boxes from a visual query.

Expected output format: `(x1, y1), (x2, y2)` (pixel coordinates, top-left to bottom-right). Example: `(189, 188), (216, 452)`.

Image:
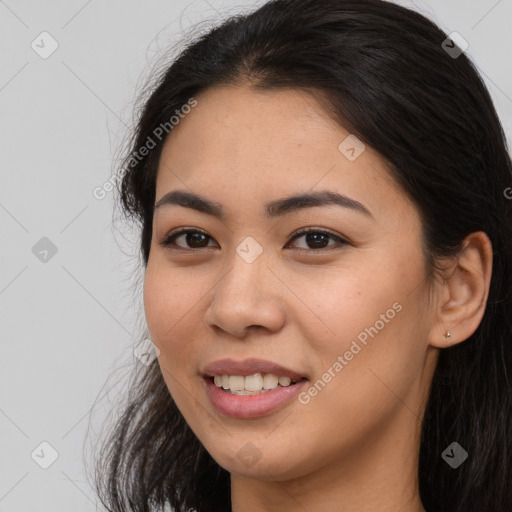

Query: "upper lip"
(201, 358), (307, 381)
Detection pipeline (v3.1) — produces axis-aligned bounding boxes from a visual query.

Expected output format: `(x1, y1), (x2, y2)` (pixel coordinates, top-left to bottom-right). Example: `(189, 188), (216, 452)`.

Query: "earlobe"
(429, 231), (493, 349)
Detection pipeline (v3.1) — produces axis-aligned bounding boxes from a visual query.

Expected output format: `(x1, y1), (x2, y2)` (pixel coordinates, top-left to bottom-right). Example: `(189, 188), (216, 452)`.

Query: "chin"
(205, 437), (314, 481)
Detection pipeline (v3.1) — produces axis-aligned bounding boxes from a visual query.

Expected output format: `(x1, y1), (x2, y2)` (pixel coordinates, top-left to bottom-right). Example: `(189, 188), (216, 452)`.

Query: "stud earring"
(444, 330), (452, 341)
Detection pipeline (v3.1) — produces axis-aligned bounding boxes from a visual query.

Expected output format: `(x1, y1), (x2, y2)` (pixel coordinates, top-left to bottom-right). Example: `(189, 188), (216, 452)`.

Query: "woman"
(93, 0), (512, 511)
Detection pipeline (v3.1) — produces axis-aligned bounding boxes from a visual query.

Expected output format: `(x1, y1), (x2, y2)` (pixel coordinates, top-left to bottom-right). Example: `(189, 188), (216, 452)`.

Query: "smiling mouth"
(208, 373), (307, 395)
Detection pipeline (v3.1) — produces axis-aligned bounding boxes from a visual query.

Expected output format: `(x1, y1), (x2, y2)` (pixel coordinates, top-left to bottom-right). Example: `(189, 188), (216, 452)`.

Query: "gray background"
(1, 1), (511, 510)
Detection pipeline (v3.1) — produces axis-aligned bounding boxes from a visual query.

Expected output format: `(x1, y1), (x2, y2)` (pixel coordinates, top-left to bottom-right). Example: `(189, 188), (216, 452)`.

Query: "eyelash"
(158, 227), (349, 253)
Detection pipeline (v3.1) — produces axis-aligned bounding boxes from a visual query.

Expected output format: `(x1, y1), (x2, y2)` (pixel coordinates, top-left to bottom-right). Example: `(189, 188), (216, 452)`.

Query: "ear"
(428, 231), (493, 348)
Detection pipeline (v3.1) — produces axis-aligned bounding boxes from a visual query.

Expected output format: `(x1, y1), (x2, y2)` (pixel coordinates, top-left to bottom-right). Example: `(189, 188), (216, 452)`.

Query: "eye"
(158, 228), (218, 250)
(285, 228), (348, 252)
(158, 227), (348, 252)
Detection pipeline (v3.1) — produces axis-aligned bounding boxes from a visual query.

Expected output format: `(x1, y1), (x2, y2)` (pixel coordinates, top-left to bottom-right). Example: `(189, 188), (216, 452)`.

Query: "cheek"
(285, 262), (397, 358)
(143, 259), (199, 344)
(291, 251), (428, 407)
(275, 304), (425, 477)
(143, 262), (202, 410)
(144, 272), (174, 347)
(143, 263), (199, 394)
(143, 258), (215, 387)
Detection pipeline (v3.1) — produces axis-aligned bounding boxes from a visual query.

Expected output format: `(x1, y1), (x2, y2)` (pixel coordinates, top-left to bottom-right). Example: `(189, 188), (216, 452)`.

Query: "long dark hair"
(91, 1), (512, 511)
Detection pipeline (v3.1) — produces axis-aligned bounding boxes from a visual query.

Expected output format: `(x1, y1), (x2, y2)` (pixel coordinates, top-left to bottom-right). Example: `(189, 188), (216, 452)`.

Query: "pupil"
(188, 233), (208, 248)
(306, 232), (328, 249)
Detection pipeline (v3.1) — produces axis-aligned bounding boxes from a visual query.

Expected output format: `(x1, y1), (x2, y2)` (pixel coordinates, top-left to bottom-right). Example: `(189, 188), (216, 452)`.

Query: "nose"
(203, 249), (286, 339)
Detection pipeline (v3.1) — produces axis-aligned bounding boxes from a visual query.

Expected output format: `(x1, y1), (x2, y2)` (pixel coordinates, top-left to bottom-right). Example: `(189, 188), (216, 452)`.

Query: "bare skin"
(143, 84), (493, 512)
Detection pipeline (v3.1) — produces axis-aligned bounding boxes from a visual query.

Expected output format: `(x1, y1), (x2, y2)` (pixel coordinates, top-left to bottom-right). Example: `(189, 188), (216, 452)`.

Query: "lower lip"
(203, 377), (308, 419)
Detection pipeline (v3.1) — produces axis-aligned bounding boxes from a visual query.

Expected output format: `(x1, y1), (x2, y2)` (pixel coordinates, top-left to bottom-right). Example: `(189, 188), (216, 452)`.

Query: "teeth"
(229, 375), (245, 391)
(263, 373), (279, 389)
(278, 376), (292, 386)
(245, 373), (264, 391)
(212, 373), (299, 393)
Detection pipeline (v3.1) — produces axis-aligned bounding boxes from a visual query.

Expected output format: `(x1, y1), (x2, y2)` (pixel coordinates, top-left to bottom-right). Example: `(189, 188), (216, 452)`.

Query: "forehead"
(155, 85), (409, 221)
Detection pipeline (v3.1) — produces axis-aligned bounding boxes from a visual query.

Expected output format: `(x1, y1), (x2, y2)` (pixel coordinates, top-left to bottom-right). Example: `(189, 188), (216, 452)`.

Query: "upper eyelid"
(288, 227), (346, 242)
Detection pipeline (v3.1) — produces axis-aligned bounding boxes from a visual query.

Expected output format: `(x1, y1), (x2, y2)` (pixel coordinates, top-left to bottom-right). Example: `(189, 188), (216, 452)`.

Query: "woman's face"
(144, 85), (440, 481)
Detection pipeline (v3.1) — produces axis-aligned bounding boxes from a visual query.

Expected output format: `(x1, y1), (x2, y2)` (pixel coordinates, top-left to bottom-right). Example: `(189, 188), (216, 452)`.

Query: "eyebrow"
(154, 189), (373, 219)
